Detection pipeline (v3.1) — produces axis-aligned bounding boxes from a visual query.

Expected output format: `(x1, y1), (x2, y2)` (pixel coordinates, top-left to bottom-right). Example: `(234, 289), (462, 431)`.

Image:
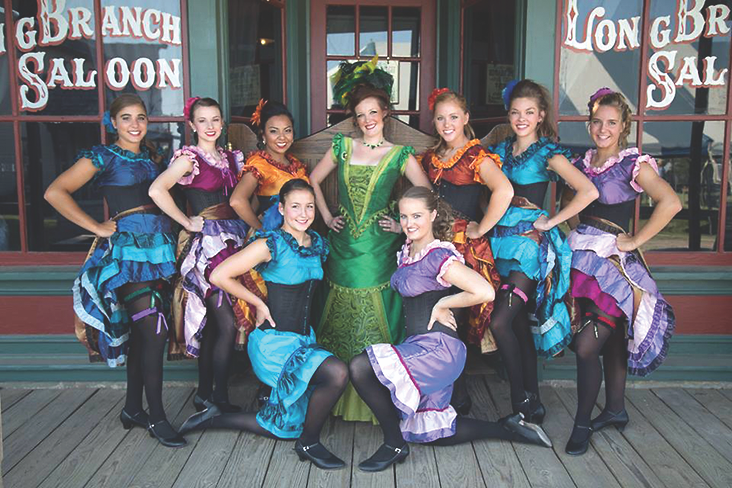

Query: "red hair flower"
(251, 99), (268, 127)
(428, 88), (450, 111)
(183, 96), (200, 119)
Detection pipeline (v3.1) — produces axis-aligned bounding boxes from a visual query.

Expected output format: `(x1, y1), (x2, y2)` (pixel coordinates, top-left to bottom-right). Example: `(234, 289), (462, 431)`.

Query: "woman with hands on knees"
(563, 89), (679, 455)
(179, 179), (349, 471)
(349, 187), (552, 473)
(486, 80), (598, 427)
(309, 59), (431, 423)
(148, 96), (249, 415)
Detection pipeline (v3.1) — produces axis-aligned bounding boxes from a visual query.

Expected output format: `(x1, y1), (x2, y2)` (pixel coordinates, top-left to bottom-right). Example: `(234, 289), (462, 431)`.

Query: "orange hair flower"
(251, 99), (268, 127)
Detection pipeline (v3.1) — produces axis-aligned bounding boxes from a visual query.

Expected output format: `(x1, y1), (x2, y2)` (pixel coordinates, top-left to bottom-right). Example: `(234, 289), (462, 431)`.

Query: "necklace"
(363, 139), (384, 150)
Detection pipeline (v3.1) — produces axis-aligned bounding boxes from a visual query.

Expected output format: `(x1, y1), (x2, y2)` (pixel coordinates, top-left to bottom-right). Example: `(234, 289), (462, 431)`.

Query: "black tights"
(121, 281), (169, 423)
(573, 300), (627, 434)
(196, 291), (237, 403)
(349, 352), (518, 449)
(210, 356), (348, 444)
(488, 272), (539, 408)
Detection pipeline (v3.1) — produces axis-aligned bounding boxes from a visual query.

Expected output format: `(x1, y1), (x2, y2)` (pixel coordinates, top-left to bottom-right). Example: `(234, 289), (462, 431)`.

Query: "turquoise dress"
(247, 229), (333, 438)
(488, 137), (574, 357)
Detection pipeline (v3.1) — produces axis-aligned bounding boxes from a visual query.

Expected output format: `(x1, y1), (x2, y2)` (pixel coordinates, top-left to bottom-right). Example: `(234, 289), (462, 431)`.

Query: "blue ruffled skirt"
(248, 327), (332, 438)
(73, 211), (176, 367)
(489, 204), (573, 357)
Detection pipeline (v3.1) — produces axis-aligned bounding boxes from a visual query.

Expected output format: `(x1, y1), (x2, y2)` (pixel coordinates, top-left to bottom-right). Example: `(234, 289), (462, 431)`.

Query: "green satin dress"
(316, 133), (413, 423)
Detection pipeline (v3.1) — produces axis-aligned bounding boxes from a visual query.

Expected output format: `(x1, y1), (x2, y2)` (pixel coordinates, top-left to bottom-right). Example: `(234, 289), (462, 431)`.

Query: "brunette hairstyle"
(508, 80), (557, 140)
(588, 92), (633, 148)
(108, 94), (159, 161)
(257, 101), (295, 148)
(188, 97), (222, 122)
(429, 90), (477, 157)
(399, 186), (454, 241)
(279, 178), (315, 204)
(346, 84), (391, 121)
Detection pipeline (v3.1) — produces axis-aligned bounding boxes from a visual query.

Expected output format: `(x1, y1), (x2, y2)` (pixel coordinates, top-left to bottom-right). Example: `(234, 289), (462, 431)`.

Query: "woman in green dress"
(311, 71), (431, 422)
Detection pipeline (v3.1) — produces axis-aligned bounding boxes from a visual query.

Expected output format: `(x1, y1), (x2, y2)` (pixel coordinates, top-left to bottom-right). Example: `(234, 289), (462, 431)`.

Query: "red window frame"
(553, 0), (732, 266)
(0, 0), (191, 265)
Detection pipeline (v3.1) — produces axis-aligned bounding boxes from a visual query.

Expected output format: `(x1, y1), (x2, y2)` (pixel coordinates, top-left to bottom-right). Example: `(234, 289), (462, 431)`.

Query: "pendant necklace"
(363, 139), (384, 150)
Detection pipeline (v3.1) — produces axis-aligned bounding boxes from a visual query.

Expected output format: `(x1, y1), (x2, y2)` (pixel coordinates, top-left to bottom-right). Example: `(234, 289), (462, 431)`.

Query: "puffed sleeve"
(170, 147), (200, 186)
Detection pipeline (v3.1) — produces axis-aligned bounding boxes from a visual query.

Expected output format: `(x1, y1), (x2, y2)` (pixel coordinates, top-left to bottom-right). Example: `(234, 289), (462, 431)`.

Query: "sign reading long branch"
(563, 0), (730, 110)
(0, 1), (182, 112)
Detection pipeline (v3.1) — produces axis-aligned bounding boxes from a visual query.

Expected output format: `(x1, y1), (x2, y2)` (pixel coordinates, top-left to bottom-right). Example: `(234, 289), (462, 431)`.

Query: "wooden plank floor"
(2, 375), (732, 488)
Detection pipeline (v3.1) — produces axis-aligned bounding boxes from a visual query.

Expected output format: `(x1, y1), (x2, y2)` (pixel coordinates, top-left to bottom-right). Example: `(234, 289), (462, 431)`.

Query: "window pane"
(392, 7), (420, 58)
(22, 122), (102, 252)
(327, 59), (344, 110)
(359, 6), (387, 57)
(558, 0), (642, 115)
(229, 0), (284, 118)
(644, 0), (730, 115)
(392, 61), (420, 111)
(147, 121), (186, 163)
(0, 19), (11, 115)
(463, 0), (517, 121)
(0, 123), (19, 251)
(393, 114), (420, 129)
(13, 0), (99, 115)
(640, 121), (725, 251)
(327, 6), (355, 56)
(102, 0), (185, 117)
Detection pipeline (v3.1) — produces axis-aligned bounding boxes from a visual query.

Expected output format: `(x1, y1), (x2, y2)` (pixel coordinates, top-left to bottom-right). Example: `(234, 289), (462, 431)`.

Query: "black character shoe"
(527, 391), (546, 424)
(565, 424), (593, 456)
(120, 408), (149, 430)
(358, 443), (410, 472)
(500, 413), (553, 448)
(294, 440), (346, 470)
(179, 404), (222, 435)
(192, 394), (212, 412)
(591, 408), (629, 433)
(451, 395), (472, 416)
(147, 419), (187, 448)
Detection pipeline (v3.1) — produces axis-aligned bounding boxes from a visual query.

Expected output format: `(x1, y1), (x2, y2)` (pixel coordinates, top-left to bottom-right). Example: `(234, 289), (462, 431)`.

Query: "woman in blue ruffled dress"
(487, 80), (598, 424)
(179, 179), (349, 471)
(44, 94), (185, 448)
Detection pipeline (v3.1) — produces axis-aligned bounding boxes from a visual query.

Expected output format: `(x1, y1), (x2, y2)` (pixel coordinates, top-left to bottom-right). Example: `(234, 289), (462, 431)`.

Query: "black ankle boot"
(500, 413), (552, 448)
(120, 408), (149, 430)
(591, 409), (629, 432)
(294, 440), (346, 470)
(179, 404), (222, 435)
(565, 424), (592, 455)
(147, 419), (187, 448)
(358, 443), (410, 472)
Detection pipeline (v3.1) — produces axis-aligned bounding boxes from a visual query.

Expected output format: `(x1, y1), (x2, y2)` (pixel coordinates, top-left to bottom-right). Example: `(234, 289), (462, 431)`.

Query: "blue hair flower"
(502, 79), (520, 110)
(103, 110), (116, 134)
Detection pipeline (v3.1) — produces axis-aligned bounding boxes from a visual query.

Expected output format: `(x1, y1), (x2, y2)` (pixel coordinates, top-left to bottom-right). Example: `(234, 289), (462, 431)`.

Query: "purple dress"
(568, 148), (675, 376)
(366, 240), (467, 443)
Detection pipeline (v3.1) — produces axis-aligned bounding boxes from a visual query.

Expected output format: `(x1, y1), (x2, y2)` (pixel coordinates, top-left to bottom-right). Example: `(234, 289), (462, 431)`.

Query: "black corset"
(183, 188), (227, 215)
(581, 200), (635, 233)
(436, 179), (482, 222)
(102, 183), (154, 216)
(513, 182), (548, 208)
(258, 280), (318, 335)
(402, 288), (458, 338)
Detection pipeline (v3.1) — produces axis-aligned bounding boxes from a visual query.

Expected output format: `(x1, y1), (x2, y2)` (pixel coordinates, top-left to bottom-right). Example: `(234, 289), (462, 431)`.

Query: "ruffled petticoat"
(568, 223), (675, 376)
(73, 207), (176, 367)
(489, 199), (573, 357)
(248, 327), (332, 438)
(366, 332), (466, 443)
(170, 203), (251, 358)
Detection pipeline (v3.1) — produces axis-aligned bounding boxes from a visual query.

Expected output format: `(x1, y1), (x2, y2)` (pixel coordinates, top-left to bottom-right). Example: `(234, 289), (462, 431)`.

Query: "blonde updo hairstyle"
(399, 186), (454, 242)
(430, 90), (477, 157)
(588, 92), (633, 148)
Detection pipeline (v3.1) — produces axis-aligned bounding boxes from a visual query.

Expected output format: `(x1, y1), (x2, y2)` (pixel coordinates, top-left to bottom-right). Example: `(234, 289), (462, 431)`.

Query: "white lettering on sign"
(1, 3), (183, 112)
(563, 0), (731, 110)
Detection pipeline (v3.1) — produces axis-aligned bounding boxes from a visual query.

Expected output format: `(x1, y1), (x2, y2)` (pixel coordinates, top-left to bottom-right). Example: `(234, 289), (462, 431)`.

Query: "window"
(555, 0), (732, 262)
(0, 0), (189, 261)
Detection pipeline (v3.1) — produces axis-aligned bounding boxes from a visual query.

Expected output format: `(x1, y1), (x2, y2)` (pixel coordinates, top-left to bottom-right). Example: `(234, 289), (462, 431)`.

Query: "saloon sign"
(0, 0), (183, 112)
(563, 0), (730, 110)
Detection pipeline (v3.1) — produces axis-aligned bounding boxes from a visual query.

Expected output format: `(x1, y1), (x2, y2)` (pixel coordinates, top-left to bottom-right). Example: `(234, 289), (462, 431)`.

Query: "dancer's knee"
(348, 352), (373, 385)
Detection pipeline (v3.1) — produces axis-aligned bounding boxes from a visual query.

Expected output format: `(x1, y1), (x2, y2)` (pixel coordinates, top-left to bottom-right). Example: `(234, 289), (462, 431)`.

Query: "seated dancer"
(179, 179), (349, 471)
(349, 187), (551, 473)
(563, 89), (680, 455)
(149, 97), (249, 413)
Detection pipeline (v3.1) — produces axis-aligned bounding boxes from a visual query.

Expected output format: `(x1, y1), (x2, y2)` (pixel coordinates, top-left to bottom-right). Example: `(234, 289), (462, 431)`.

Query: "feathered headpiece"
(588, 87), (616, 112)
(502, 79), (520, 110)
(183, 96), (200, 119)
(251, 99), (267, 127)
(428, 88), (451, 111)
(331, 56), (394, 108)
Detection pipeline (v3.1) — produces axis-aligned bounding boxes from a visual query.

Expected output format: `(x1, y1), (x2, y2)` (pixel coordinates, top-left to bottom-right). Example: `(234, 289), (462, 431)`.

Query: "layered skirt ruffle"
(366, 332), (466, 443)
(170, 203), (251, 359)
(489, 201), (573, 357)
(451, 218), (501, 353)
(248, 327), (332, 438)
(73, 207), (176, 367)
(568, 223), (675, 376)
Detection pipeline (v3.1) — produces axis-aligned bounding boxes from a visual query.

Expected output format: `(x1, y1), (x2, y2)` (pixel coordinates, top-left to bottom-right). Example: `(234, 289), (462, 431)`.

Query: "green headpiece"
(331, 56), (394, 108)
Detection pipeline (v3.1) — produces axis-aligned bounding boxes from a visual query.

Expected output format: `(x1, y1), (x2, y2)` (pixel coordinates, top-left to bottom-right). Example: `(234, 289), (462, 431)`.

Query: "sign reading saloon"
(563, 0), (730, 110)
(0, 1), (183, 112)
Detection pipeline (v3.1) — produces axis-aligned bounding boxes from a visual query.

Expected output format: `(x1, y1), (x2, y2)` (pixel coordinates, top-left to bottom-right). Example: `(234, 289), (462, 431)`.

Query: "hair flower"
(102, 110), (116, 134)
(588, 87), (616, 112)
(183, 96), (200, 120)
(251, 99), (267, 127)
(428, 88), (450, 111)
(501, 79), (520, 110)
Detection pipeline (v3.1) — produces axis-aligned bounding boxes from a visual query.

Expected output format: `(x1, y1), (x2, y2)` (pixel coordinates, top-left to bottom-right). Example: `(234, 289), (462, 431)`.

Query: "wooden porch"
(2, 372), (732, 488)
